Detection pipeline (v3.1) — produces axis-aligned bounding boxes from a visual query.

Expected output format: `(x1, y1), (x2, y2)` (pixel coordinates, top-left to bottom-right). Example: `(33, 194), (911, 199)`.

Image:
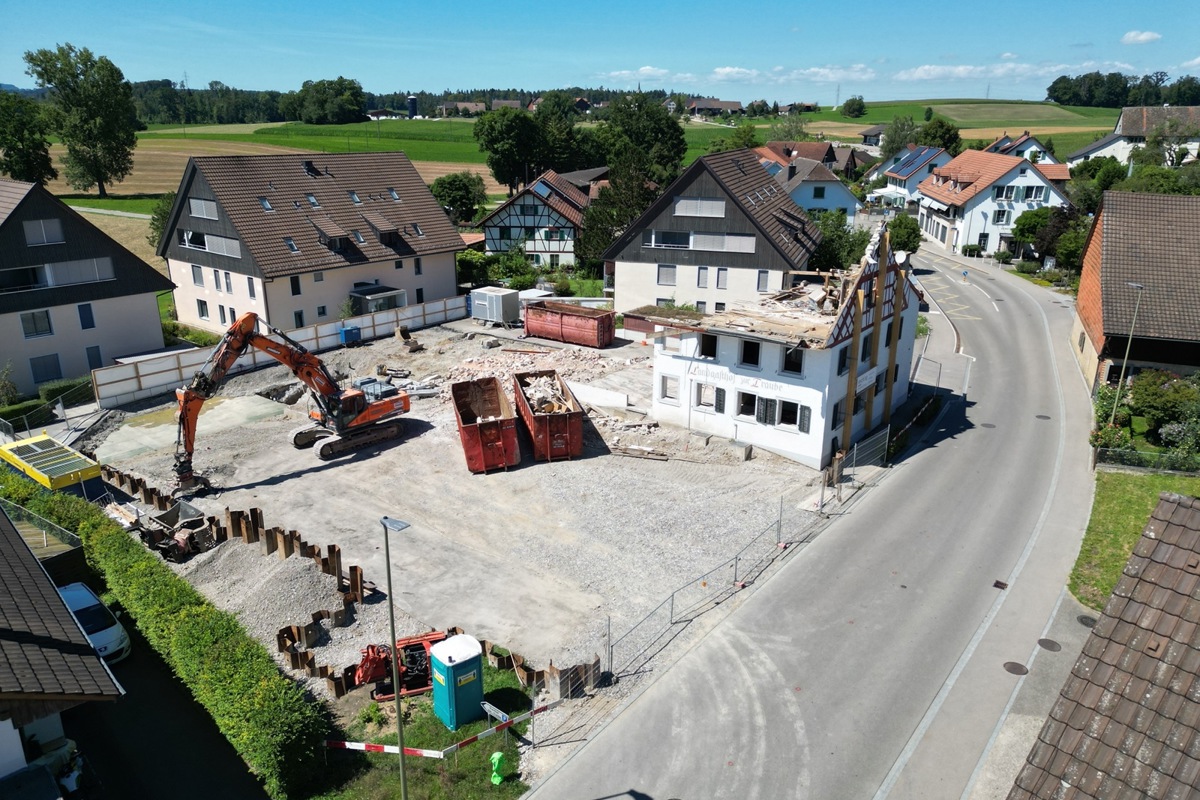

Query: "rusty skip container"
(450, 377), (520, 473)
(513, 370), (584, 461)
(523, 301), (615, 349)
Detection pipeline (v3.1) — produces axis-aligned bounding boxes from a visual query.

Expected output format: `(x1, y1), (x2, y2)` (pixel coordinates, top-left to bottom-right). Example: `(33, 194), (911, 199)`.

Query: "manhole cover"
(1004, 662), (1029, 676)
(1078, 615), (1097, 628)
(995, 298), (1004, 301)
(981, 423), (996, 428)
(1036, 414), (1051, 420)
(1038, 638), (1062, 652)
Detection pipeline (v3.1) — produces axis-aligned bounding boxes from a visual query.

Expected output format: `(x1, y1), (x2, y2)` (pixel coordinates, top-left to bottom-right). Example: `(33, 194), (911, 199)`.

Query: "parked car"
(59, 582), (131, 663)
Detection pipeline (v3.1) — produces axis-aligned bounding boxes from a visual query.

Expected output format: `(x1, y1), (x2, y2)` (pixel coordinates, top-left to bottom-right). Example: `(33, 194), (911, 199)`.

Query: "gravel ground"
(86, 321), (823, 780)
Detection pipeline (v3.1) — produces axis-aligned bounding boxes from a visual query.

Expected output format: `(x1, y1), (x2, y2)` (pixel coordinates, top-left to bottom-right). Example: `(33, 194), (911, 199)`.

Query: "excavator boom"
(173, 312), (408, 491)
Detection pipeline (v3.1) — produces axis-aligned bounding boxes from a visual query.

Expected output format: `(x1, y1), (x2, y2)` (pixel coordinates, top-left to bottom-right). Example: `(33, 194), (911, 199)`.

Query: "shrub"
(163, 320), (222, 347)
(1089, 424), (1134, 450)
(0, 398), (55, 427)
(994, 251), (1013, 265)
(553, 277), (573, 296)
(1129, 369), (1199, 435)
(0, 475), (329, 798)
(38, 376), (94, 404)
(508, 273), (537, 291)
(1016, 260), (1041, 274)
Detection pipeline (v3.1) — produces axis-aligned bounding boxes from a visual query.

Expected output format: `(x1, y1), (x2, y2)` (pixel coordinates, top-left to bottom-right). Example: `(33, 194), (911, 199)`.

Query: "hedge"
(0, 473), (329, 799)
(0, 398), (55, 427)
(38, 376), (95, 404)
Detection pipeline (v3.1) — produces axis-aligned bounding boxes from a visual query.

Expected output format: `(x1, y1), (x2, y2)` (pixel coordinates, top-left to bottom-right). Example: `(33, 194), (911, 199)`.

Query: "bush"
(994, 251), (1013, 265)
(960, 245), (980, 257)
(38, 376), (95, 404)
(1089, 424), (1134, 450)
(1129, 369), (1199, 435)
(553, 277), (573, 296)
(163, 320), (222, 347)
(508, 273), (537, 291)
(1016, 260), (1041, 274)
(0, 473), (329, 798)
(0, 398), (55, 427)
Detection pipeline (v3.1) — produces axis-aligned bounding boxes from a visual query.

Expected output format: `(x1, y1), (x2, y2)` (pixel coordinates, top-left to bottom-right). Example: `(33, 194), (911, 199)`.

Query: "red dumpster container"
(450, 378), (520, 473)
(513, 370), (584, 461)
(523, 301), (615, 348)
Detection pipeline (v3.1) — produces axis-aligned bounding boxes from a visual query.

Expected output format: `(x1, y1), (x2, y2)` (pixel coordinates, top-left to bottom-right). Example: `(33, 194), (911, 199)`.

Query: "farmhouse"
(602, 148), (822, 314)
(1070, 191), (1200, 389)
(1067, 106), (1200, 167)
(630, 224), (919, 469)
(915, 149), (1068, 255)
(479, 170), (591, 269)
(0, 179), (173, 397)
(753, 142), (838, 174)
(157, 152), (463, 333)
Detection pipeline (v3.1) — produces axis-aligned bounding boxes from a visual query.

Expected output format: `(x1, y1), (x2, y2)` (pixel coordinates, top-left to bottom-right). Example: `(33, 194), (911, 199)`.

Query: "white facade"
(1065, 137), (1137, 168)
(917, 164), (1068, 254)
(167, 252), (456, 333)
(613, 259), (786, 315)
(3, 293), (165, 397)
(785, 180), (863, 222)
(482, 198), (577, 269)
(647, 299), (918, 469)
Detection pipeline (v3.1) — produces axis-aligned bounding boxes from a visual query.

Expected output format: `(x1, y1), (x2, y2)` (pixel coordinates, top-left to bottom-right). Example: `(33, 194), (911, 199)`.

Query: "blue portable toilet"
(431, 634), (484, 731)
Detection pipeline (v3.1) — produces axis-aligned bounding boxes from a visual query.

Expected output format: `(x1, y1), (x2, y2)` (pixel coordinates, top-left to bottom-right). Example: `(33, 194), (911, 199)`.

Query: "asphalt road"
(526, 253), (1095, 799)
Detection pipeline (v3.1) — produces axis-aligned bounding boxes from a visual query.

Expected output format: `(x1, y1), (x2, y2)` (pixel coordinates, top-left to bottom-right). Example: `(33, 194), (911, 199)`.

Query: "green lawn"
(61, 194), (162, 215)
(315, 663), (531, 800)
(801, 99), (1118, 129)
(1070, 471), (1200, 610)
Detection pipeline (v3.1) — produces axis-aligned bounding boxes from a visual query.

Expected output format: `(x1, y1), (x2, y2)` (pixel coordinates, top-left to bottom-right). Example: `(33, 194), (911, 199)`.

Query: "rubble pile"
(523, 374), (571, 414)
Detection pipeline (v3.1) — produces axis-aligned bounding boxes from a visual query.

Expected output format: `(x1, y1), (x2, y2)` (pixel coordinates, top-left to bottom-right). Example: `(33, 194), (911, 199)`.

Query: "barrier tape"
(325, 740), (445, 759)
(326, 698), (564, 760)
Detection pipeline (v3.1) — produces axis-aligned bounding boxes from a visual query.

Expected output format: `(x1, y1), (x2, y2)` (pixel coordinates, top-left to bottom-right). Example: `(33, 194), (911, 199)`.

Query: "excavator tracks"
(315, 421), (405, 460)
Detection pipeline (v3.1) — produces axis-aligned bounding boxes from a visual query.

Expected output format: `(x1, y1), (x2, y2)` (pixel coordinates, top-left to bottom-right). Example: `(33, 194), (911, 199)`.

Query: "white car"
(59, 583), (131, 664)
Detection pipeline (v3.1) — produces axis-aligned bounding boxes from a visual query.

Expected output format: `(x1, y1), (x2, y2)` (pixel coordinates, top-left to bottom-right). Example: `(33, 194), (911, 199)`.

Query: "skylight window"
(284, 237), (299, 253)
(352, 230), (365, 244)
(306, 194), (319, 208)
(349, 190), (362, 204)
(387, 188), (400, 201)
(412, 222), (424, 236)
(259, 197), (273, 211)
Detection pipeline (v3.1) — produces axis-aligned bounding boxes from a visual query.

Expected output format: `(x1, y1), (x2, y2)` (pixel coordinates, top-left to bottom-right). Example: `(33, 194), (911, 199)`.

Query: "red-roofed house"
(983, 130), (1061, 164)
(754, 142), (838, 174)
(915, 150), (1068, 254)
(479, 170), (591, 270)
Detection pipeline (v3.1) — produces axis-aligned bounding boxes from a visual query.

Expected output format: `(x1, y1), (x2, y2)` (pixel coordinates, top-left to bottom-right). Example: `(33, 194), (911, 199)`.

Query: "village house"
(915, 149), (1068, 254)
(629, 224), (919, 469)
(859, 124), (886, 147)
(602, 148), (822, 314)
(754, 141), (838, 174)
(1070, 191), (1200, 390)
(687, 98), (744, 116)
(868, 145), (952, 208)
(983, 130), (1061, 163)
(156, 152), (463, 334)
(479, 169), (591, 269)
(0, 179), (174, 397)
(1067, 105), (1200, 167)
(775, 158), (863, 223)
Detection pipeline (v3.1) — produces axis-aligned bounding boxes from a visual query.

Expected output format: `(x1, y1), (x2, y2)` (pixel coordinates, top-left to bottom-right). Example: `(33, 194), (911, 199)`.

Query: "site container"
(513, 370), (584, 461)
(450, 377), (520, 473)
(0, 435), (103, 498)
(523, 301), (615, 349)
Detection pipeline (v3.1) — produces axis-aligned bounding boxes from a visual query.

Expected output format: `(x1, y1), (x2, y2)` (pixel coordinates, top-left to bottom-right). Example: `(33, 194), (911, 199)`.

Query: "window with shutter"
(756, 397), (777, 425)
(798, 405), (811, 433)
(714, 388), (726, 414)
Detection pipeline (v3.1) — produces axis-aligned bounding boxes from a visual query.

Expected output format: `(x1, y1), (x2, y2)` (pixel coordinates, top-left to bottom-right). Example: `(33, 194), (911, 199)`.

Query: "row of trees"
(1045, 71), (1200, 108)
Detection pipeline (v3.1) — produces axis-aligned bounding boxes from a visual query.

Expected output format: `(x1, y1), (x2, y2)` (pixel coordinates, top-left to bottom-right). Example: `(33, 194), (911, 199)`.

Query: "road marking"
(872, 258), (1069, 800)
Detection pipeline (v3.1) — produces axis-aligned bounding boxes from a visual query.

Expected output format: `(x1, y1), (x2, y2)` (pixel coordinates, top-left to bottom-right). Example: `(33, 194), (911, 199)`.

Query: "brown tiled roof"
(916, 149), (1029, 208)
(1095, 192), (1200, 342)
(754, 142), (836, 167)
(1034, 162), (1070, 182)
(175, 152), (461, 279)
(1115, 106), (1200, 137)
(1008, 492), (1200, 800)
(0, 178), (35, 224)
(602, 148), (822, 268)
(0, 508), (123, 726)
(776, 157), (841, 193)
(479, 169), (590, 229)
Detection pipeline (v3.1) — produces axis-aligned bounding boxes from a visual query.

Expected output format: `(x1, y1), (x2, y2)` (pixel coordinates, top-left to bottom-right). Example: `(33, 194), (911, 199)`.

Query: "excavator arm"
(173, 312), (351, 489)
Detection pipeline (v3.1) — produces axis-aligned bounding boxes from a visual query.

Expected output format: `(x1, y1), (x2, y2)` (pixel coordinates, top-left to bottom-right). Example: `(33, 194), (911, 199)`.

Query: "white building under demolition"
(628, 226), (921, 469)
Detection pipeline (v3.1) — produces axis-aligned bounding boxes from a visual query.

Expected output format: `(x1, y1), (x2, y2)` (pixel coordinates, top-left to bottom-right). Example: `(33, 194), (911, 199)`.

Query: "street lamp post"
(380, 516), (411, 800)
(1109, 282), (1146, 427)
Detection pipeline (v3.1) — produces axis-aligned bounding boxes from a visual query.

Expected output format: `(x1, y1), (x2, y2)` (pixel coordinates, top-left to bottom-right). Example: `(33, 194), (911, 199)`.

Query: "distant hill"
(0, 83), (46, 98)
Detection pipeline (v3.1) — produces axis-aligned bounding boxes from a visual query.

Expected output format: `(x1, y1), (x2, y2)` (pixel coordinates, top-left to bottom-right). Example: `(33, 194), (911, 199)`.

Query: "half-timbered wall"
(483, 198), (577, 268)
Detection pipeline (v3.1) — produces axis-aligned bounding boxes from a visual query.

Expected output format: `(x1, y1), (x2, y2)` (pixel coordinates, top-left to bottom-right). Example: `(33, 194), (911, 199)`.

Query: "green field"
(801, 99), (1119, 129)
(62, 194), (160, 215)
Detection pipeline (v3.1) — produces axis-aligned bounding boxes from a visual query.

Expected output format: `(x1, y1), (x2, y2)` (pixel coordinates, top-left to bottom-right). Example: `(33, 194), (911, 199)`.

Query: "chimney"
(303, 160), (320, 177)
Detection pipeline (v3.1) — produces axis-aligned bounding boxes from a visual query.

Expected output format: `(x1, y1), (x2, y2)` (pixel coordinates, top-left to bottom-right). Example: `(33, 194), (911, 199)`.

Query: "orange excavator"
(174, 312), (409, 492)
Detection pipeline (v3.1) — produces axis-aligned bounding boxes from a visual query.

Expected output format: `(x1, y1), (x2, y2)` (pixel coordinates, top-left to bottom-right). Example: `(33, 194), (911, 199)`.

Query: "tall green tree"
(706, 123), (762, 154)
(430, 171), (487, 224)
(147, 190), (176, 249)
(576, 149), (658, 269)
(880, 116), (919, 161)
(0, 92), (57, 185)
(768, 114), (810, 142)
(808, 210), (870, 272)
(840, 96), (866, 118)
(596, 92), (686, 186)
(292, 77), (366, 124)
(473, 106), (545, 194)
(917, 117), (962, 155)
(887, 213), (921, 252)
(23, 43), (138, 197)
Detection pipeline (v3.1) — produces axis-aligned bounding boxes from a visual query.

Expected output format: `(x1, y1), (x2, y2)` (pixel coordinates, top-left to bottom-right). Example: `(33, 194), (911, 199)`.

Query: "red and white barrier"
(325, 698), (564, 760)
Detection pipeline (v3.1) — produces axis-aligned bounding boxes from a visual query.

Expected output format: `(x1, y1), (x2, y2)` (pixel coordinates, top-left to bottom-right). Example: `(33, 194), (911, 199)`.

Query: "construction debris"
(522, 374), (572, 414)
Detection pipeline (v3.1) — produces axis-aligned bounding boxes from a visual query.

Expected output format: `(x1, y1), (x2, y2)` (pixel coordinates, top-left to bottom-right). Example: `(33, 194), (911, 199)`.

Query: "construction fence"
(90, 296), (468, 409)
(0, 381), (96, 443)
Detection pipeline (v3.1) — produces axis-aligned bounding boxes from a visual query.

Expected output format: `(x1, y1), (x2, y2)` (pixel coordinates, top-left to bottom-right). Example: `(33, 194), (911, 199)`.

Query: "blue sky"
(4, 1), (1198, 105)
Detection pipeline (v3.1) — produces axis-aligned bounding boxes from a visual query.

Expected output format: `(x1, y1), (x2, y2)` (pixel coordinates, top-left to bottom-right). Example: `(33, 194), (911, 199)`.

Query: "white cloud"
(1183, 55), (1200, 68)
(780, 64), (877, 83)
(894, 59), (1134, 82)
(1000, 52), (1018, 60)
(1121, 30), (1161, 45)
(709, 66), (761, 82)
(602, 65), (697, 84)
